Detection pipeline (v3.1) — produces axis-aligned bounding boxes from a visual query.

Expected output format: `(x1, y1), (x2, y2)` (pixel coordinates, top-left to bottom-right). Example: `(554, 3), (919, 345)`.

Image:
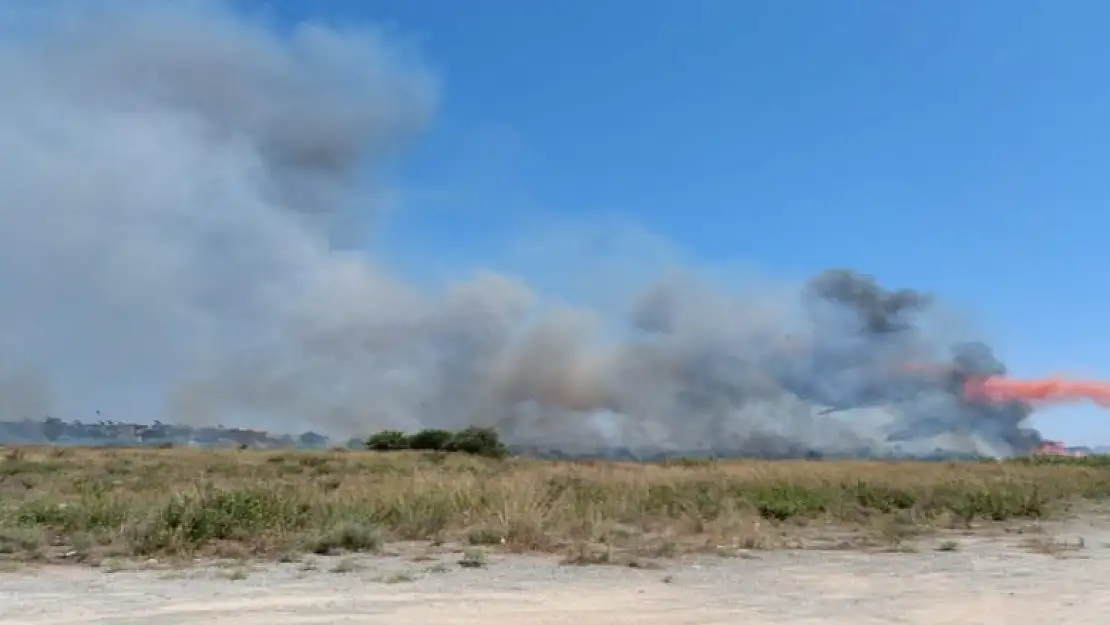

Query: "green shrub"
(408, 429), (455, 451)
(364, 426), (508, 459)
(365, 430), (410, 451)
(446, 426), (508, 459)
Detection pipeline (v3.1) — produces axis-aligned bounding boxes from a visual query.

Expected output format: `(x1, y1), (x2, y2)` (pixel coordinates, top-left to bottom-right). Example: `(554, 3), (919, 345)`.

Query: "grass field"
(1, 446), (1109, 567)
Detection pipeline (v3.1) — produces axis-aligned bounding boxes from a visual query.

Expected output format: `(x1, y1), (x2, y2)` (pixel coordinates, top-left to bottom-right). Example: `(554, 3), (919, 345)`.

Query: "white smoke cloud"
(0, 1), (1040, 457)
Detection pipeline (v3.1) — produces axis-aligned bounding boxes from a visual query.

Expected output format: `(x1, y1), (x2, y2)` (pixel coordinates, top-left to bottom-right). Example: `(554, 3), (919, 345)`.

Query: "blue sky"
(258, 0), (1110, 443)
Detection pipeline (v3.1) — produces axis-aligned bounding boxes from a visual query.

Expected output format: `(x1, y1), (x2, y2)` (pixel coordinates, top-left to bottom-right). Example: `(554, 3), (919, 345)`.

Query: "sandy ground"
(3, 519), (1109, 625)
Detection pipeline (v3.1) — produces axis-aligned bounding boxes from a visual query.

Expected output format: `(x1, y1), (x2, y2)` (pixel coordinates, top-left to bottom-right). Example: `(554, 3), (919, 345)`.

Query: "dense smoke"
(0, 2), (1041, 457)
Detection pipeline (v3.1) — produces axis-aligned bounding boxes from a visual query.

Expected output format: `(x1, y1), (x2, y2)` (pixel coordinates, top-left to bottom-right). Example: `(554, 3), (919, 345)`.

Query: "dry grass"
(1, 446), (1109, 566)
(1021, 536), (1086, 557)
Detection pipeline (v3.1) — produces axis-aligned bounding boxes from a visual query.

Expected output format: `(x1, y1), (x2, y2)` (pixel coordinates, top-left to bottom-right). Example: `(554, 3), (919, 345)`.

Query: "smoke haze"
(0, 2), (1041, 457)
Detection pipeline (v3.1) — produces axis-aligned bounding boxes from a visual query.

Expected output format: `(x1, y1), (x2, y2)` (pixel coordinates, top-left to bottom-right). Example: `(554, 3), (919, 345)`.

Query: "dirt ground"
(3, 517), (1108, 625)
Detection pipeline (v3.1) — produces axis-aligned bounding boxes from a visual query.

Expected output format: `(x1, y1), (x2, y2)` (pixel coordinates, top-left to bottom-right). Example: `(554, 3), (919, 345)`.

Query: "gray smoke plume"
(0, 2), (1042, 457)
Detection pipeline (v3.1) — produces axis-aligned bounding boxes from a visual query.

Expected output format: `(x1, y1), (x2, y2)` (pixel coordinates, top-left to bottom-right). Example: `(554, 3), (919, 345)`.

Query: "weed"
(562, 542), (614, 566)
(465, 527), (503, 546)
(458, 549), (486, 568)
(375, 570), (417, 583)
(330, 556), (362, 573)
(1022, 536), (1085, 557)
(305, 521), (383, 555)
(219, 567), (251, 581)
(2, 447), (1110, 564)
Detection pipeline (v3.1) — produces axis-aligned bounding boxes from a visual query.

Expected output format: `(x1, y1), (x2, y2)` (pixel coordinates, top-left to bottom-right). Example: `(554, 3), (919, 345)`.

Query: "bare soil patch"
(3, 512), (1109, 624)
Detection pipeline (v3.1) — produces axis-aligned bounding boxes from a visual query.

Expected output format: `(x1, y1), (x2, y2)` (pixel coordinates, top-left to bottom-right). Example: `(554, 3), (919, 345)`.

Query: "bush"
(408, 429), (455, 451)
(365, 430), (410, 451)
(364, 426), (508, 459)
(446, 426), (508, 459)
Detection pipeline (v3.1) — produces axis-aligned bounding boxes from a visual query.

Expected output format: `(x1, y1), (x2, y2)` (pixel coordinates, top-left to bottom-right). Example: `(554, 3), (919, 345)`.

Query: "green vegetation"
(0, 446), (1108, 567)
(364, 426), (508, 459)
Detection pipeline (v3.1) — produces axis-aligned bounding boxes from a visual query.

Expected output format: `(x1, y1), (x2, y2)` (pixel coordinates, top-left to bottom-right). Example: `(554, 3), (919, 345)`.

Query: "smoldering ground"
(0, 2), (1041, 458)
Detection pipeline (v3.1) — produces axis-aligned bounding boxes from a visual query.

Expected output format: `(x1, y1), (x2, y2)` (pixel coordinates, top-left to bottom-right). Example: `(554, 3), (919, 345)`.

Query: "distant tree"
(365, 430), (410, 451)
(298, 431), (329, 449)
(446, 426), (508, 459)
(365, 426), (509, 458)
(43, 417), (63, 442)
(408, 428), (454, 451)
